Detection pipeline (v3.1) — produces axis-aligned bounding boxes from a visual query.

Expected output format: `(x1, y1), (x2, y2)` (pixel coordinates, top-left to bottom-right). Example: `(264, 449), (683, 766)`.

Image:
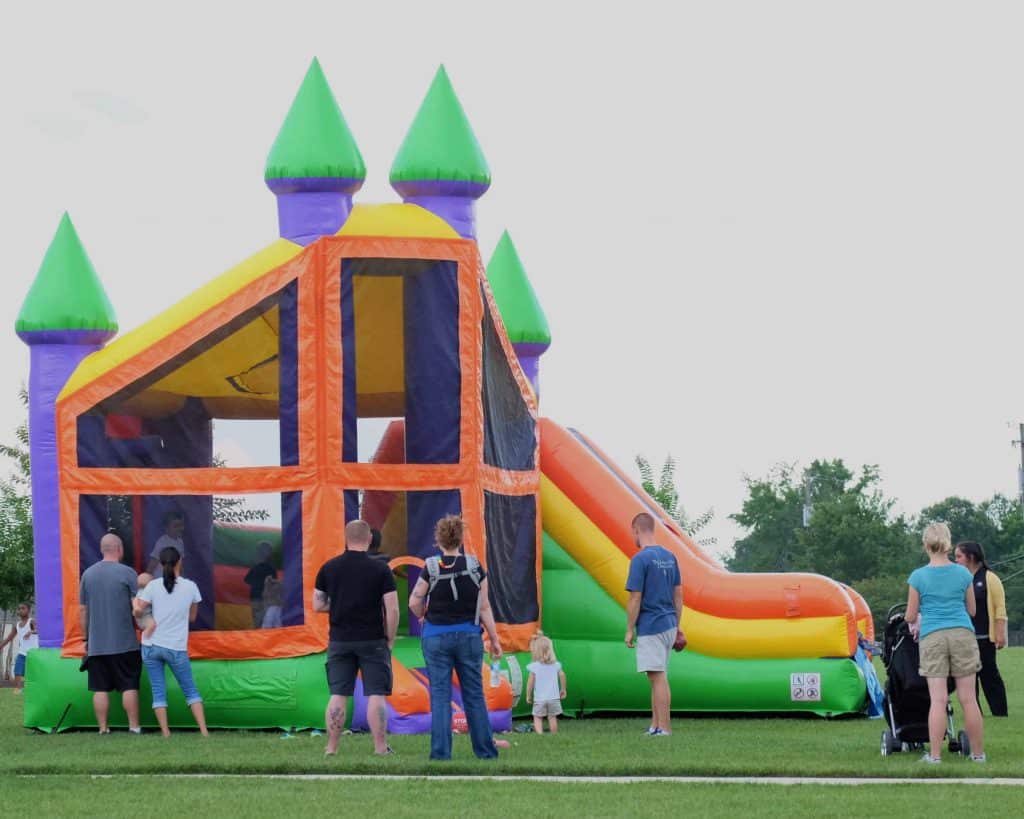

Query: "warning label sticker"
(790, 672), (821, 702)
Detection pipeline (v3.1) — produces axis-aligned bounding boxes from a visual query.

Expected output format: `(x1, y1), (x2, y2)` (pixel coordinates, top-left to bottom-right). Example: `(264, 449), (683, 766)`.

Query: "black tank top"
(425, 555), (486, 626)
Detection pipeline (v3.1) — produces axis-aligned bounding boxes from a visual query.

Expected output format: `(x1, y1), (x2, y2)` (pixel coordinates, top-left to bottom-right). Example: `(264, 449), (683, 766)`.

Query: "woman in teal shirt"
(906, 522), (985, 763)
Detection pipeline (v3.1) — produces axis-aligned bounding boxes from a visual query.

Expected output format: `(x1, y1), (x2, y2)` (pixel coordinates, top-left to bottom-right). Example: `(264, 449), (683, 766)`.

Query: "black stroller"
(879, 604), (970, 757)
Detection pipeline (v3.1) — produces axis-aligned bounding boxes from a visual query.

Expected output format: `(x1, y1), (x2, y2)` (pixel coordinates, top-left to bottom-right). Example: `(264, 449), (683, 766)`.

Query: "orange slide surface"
(540, 419), (860, 653)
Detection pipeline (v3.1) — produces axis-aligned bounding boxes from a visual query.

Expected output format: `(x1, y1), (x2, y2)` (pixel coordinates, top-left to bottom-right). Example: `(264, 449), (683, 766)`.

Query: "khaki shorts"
(919, 627), (981, 678)
(636, 628), (675, 673)
(532, 699), (563, 718)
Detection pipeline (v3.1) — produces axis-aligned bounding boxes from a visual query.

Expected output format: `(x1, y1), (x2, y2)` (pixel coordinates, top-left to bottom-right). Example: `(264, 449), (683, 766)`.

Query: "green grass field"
(2, 650), (1022, 815)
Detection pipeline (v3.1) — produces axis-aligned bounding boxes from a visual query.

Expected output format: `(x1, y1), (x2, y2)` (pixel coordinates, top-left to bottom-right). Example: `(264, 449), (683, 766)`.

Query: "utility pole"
(1014, 423), (1024, 521)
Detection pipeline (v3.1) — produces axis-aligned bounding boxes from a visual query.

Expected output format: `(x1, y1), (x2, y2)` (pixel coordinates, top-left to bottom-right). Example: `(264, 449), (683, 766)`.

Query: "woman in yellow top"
(954, 541), (1008, 717)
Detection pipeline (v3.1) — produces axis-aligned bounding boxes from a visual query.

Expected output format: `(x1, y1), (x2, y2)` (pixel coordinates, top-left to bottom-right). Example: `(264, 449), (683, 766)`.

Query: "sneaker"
(650, 728), (672, 737)
(970, 753), (987, 763)
(375, 745), (395, 755)
(920, 753), (941, 764)
(645, 727), (658, 736)
(128, 727), (143, 735)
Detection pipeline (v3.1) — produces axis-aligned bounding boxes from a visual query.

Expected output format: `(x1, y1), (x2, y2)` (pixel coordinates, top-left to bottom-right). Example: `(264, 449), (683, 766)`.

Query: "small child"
(261, 576), (283, 629)
(525, 631), (567, 734)
(134, 572), (157, 641)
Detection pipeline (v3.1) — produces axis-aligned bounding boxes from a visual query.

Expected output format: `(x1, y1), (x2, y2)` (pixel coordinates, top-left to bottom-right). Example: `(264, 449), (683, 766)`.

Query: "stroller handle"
(886, 603), (908, 621)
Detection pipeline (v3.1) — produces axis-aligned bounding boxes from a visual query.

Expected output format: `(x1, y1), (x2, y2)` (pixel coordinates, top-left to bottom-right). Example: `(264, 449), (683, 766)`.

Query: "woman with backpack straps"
(409, 514), (503, 760)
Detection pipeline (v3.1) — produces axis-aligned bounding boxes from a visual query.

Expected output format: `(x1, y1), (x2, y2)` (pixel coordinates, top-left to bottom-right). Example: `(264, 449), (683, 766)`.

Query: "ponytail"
(159, 546), (181, 594)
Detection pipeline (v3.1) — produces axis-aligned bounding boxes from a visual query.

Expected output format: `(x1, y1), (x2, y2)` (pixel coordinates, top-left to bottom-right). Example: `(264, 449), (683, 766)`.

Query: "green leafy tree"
(916, 496), (1001, 556)
(210, 455), (270, 524)
(0, 387), (35, 609)
(635, 454), (716, 548)
(726, 463), (805, 572)
(728, 459), (916, 579)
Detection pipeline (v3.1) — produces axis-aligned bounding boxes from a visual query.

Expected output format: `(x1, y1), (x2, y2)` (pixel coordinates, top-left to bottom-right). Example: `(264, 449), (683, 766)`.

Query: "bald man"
(79, 533), (142, 734)
(313, 519), (399, 756)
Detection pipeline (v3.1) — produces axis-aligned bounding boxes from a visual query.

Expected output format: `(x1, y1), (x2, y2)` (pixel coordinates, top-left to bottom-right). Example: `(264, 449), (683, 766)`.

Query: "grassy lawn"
(4, 778), (1024, 818)
(2, 649), (1022, 779)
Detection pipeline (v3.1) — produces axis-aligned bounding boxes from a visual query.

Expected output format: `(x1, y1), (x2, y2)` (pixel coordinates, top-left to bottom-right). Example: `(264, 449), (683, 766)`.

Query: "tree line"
(727, 459), (1024, 630)
(640, 455), (1024, 631)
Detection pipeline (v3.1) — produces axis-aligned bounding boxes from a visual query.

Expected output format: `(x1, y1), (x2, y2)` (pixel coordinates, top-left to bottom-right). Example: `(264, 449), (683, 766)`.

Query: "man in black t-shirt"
(313, 519), (398, 756)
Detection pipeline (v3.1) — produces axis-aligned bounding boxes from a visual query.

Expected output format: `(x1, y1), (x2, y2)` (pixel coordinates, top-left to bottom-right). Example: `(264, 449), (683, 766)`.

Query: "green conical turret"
(265, 58), (366, 182)
(486, 231), (550, 347)
(17, 213), (118, 335)
(390, 65), (490, 187)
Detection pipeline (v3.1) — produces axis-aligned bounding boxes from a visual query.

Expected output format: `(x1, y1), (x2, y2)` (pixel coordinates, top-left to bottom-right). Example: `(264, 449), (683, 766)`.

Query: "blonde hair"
(435, 515), (464, 552)
(922, 522), (952, 556)
(530, 631), (556, 664)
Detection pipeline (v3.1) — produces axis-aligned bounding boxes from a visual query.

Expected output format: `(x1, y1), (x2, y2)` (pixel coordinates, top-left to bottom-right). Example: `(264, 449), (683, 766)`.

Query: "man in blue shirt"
(625, 512), (684, 737)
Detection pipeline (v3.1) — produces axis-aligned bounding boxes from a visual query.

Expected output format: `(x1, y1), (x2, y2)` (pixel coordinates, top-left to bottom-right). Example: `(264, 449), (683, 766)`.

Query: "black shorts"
(326, 639), (392, 697)
(86, 650), (142, 693)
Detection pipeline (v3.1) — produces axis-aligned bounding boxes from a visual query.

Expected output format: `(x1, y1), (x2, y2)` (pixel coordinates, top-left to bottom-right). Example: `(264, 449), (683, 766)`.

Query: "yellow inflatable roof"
(60, 204), (460, 407)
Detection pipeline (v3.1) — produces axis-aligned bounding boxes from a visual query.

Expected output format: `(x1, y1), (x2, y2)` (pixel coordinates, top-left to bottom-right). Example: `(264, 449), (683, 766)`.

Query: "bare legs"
(324, 694), (346, 755)
(93, 692), (110, 733)
(153, 706), (171, 737)
(324, 694), (389, 755)
(647, 671), (671, 733)
(150, 702), (205, 738)
(367, 694), (390, 753)
(954, 674), (984, 757)
(925, 675), (985, 760)
(533, 714), (560, 734)
(190, 701), (209, 737)
(92, 690), (139, 733)
(122, 690), (140, 731)
(924, 677), (948, 759)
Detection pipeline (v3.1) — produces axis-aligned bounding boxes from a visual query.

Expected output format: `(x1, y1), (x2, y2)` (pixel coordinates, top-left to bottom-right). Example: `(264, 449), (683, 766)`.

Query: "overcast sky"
(4, 2), (1024, 556)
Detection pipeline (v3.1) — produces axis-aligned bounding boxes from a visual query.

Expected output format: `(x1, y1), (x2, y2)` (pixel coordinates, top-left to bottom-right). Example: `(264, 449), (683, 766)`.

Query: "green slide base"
(534, 533), (868, 717)
(508, 641), (867, 718)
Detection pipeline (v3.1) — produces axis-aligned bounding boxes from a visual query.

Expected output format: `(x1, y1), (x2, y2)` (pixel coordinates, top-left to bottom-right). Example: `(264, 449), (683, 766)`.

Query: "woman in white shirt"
(135, 546), (208, 737)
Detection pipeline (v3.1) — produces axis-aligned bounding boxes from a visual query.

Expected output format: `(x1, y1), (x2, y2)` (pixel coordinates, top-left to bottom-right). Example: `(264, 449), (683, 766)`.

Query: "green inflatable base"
(506, 641), (866, 718)
(23, 640), (439, 732)
(24, 640), (863, 732)
(23, 649), (332, 732)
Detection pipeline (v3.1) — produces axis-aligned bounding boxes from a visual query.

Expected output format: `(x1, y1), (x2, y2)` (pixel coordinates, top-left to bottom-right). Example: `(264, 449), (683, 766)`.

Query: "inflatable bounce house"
(17, 61), (874, 731)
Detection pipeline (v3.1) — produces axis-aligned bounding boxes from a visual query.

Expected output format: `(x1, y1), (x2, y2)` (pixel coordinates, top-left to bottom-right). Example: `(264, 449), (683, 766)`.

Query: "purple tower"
(16, 214), (118, 647)
(265, 58), (366, 245)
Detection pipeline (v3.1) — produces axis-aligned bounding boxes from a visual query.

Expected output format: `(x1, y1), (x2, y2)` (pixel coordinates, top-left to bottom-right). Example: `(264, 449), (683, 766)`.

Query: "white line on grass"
(77, 775), (1024, 786)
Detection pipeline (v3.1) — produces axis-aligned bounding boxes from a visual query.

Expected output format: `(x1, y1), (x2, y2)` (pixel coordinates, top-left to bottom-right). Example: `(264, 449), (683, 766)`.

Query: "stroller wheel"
(957, 730), (970, 757)
(881, 729), (898, 756)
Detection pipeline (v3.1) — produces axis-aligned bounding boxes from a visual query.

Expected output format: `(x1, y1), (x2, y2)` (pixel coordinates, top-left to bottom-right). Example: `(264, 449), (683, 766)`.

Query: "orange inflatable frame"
(56, 236), (542, 659)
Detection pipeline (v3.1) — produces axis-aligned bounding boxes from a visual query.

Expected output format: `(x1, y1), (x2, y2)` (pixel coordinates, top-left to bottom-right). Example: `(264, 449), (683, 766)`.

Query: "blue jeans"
(422, 631), (496, 760)
(142, 644), (202, 709)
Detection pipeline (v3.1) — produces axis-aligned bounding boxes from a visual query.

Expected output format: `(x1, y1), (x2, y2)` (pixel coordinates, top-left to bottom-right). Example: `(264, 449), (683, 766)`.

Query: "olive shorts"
(919, 627), (982, 678)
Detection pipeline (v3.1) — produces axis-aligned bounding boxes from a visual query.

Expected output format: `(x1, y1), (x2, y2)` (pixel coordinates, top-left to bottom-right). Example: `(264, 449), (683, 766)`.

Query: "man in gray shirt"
(79, 533), (142, 734)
